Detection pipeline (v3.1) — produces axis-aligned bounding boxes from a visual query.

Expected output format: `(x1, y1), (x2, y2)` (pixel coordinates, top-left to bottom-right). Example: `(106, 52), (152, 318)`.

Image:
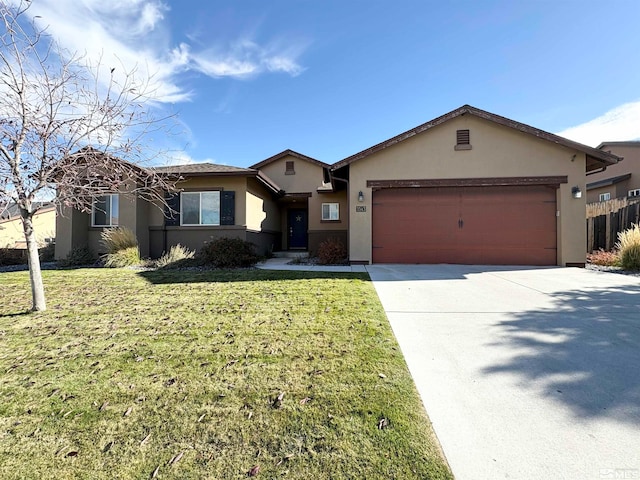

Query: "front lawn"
(0, 268), (451, 479)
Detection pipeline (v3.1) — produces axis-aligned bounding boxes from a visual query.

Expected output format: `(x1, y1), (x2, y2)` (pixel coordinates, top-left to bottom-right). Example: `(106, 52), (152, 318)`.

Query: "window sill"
(320, 219), (341, 223)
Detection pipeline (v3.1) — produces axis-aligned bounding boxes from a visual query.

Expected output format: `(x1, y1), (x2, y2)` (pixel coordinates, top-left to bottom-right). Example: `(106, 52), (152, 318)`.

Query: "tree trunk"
(21, 212), (47, 312)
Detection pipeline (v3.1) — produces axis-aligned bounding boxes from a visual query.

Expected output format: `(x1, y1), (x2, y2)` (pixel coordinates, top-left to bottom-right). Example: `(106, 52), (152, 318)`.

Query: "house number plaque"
(355, 206), (366, 213)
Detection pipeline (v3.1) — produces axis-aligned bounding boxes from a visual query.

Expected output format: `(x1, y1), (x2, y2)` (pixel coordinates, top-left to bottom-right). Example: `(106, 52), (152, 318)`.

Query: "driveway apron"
(367, 265), (640, 480)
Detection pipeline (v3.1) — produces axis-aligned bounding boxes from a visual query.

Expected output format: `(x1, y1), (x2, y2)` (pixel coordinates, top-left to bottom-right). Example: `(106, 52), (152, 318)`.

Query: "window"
(599, 192), (611, 202)
(92, 194), (119, 227)
(628, 189), (640, 198)
(181, 191), (220, 225)
(322, 203), (339, 221)
(285, 161), (295, 175)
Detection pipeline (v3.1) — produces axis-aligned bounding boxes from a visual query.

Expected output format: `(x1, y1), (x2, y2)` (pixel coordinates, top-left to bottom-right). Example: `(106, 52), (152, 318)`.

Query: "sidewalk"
(257, 257), (368, 273)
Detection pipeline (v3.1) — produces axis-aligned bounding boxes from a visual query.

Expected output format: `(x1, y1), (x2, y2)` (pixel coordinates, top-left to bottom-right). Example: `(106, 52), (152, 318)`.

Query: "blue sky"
(23, 0), (640, 167)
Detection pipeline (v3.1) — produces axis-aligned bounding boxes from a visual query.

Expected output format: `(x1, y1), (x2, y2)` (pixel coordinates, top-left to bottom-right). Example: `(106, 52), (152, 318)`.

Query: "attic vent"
(455, 129), (472, 151)
(285, 160), (295, 175)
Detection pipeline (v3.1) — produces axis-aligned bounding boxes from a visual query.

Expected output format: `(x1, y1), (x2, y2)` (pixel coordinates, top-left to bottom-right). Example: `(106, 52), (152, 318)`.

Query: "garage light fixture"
(571, 186), (582, 199)
(358, 191), (364, 202)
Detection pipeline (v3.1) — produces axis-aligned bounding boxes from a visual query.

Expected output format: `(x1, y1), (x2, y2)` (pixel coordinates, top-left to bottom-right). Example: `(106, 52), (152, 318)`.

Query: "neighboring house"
(586, 141), (640, 203)
(55, 105), (620, 266)
(0, 203), (56, 249)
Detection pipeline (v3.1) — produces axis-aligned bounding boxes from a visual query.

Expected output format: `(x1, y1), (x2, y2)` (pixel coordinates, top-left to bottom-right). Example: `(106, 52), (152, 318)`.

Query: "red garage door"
(372, 186), (557, 265)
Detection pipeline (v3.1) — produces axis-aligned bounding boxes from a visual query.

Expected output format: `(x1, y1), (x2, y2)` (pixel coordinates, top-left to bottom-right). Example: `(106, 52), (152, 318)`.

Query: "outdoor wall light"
(358, 191), (364, 202)
(571, 186), (582, 199)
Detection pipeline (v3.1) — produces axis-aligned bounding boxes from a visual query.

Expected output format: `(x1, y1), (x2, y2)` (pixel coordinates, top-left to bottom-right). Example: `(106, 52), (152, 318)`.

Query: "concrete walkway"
(367, 265), (640, 480)
(257, 257), (367, 273)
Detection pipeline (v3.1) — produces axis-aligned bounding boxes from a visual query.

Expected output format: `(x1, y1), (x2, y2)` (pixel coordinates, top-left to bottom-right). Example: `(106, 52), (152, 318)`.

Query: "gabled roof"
(250, 149), (330, 170)
(597, 141), (640, 149)
(152, 163), (283, 195)
(331, 105), (621, 172)
(586, 173), (632, 190)
(153, 163), (256, 176)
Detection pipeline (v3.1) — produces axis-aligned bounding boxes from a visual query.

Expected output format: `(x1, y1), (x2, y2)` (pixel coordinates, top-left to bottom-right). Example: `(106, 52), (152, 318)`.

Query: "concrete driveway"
(367, 265), (640, 480)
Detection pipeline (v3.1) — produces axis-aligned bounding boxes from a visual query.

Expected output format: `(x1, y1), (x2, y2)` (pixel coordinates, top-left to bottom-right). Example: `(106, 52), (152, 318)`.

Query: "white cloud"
(14, 0), (306, 103)
(556, 101), (640, 147)
(191, 39), (305, 79)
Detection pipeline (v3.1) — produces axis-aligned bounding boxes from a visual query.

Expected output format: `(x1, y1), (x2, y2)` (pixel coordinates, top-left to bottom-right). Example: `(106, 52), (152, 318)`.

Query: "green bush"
(156, 244), (195, 269)
(616, 223), (640, 270)
(58, 246), (96, 267)
(317, 237), (347, 265)
(200, 237), (259, 268)
(103, 246), (140, 268)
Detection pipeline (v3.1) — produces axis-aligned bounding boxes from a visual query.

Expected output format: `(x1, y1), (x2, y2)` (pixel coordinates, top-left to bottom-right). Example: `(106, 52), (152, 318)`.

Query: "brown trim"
(367, 176), (568, 189)
(250, 149), (331, 170)
(320, 219), (342, 224)
(566, 262), (586, 268)
(331, 105), (621, 170)
(180, 187), (223, 192)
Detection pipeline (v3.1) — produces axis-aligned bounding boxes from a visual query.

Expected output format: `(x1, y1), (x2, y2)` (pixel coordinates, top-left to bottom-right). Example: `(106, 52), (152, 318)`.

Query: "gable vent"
(455, 129), (472, 150)
(285, 160), (295, 175)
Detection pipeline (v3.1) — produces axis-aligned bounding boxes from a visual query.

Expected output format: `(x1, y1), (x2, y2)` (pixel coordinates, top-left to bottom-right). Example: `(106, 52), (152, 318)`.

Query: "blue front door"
(288, 209), (308, 249)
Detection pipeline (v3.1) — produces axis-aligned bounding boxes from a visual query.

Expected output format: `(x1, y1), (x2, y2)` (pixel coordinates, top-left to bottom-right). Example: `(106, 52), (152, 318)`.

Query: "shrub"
(103, 246), (140, 268)
(317, 237), (347, 265)
(39, 242), (56, 262)
(101, 227), (140, 268)
(156, 244), (195, 269)
(586, 249), (620, 267)
(0, 247), (26, 266)
(200, 237), (259, 268)
(616, 223), (640, 270)
(58, 246), (96, 267)
(101, 227), (138, 253)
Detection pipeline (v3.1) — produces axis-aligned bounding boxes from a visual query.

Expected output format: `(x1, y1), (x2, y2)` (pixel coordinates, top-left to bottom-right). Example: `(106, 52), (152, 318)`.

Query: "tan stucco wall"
(246, 177), (279, 232)
(310, 191), (348, 231)
(347, 115), (587, 266)
(259, 155), (327, 193)
(0, 208), (56, 248)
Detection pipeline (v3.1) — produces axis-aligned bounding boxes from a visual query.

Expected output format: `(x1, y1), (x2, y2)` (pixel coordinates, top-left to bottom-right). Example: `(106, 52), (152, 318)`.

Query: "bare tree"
(0, 1), (177, 311)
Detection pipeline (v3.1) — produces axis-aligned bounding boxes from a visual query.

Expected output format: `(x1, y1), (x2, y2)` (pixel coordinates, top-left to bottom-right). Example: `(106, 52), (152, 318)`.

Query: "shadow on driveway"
(484, 284), (640, 425)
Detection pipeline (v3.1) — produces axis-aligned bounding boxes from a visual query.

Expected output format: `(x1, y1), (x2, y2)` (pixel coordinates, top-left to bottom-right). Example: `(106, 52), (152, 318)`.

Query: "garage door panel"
(372, 185), (557, 265)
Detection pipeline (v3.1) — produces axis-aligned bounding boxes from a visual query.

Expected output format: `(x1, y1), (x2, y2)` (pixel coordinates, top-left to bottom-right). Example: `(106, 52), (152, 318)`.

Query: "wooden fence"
(587, 197), (640, 252)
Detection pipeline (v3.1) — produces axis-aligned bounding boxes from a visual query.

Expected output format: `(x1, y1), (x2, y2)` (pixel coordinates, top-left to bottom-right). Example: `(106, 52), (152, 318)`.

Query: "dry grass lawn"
(0, 268), (451, 479)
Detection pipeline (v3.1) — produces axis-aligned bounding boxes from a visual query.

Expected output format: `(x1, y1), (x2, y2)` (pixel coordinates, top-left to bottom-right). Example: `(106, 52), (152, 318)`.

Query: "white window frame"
(92, 194), (119, 227)
(599, 192), (611, 202)
(180, 191), (221, 226)
(628, 189), (640, 198)
(321, 202), (340, 221)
